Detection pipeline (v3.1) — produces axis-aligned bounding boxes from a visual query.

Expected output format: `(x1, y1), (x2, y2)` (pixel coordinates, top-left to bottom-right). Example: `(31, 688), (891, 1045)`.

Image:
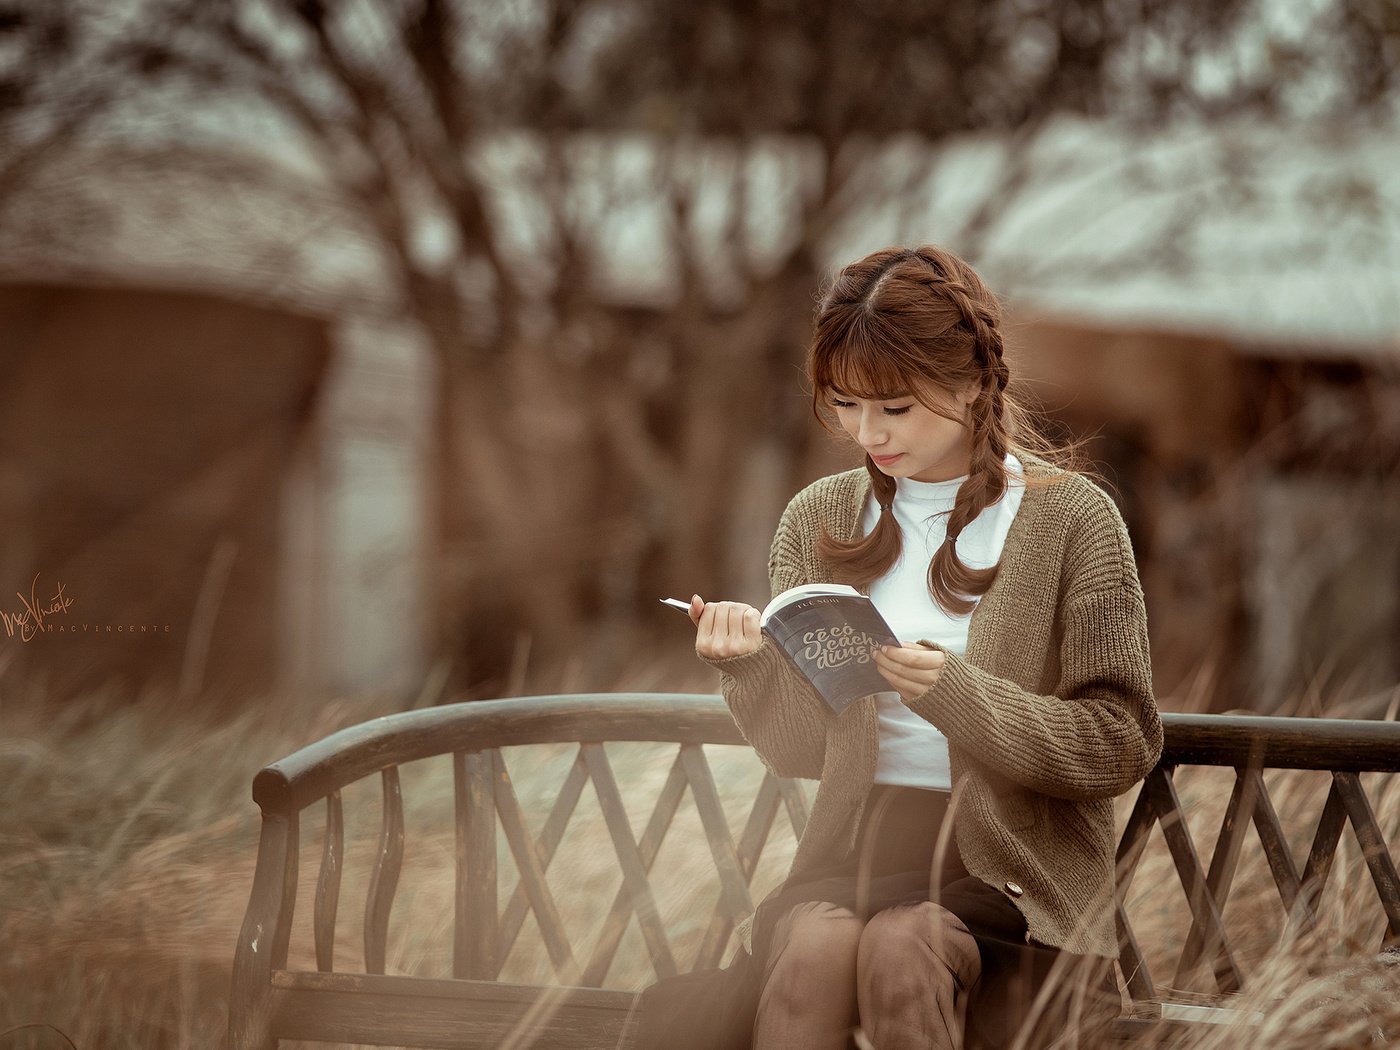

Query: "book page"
(759, 582), (863, 628)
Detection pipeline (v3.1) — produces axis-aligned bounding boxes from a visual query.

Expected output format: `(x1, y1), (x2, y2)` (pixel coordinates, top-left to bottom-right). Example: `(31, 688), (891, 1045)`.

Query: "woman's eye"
(883, 405), (912, 416)
(829, 398), (856, 409)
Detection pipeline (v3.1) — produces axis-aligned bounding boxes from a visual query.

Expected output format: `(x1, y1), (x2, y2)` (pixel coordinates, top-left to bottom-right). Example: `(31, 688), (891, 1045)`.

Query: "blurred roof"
(481, 119), (1398, 357)
(932, 120), (1400, 358)
(0, 145), (392, 317)
(2, 118), (1396, 357)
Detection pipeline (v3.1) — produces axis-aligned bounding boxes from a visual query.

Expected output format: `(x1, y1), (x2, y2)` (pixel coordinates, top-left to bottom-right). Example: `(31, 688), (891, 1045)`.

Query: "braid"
(816, 453), (903, 590)
(869, 459), (898, 514)
(926, 281), (1012, 615)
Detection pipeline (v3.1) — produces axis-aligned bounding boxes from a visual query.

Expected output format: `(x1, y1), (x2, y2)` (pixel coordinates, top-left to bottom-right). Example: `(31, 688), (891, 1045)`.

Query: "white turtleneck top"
(863, 453), (1026, 789)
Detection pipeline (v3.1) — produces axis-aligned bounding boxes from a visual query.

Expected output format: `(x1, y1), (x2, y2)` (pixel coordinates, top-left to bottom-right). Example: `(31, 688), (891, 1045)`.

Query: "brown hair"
(808, 244), (1063, 615)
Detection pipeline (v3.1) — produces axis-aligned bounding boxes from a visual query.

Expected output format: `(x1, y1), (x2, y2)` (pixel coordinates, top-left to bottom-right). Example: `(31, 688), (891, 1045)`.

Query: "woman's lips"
(870, 452), (904, 466)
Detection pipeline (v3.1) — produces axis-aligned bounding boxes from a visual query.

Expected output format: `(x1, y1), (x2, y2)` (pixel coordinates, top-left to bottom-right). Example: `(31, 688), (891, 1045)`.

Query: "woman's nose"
(857, 410), (886, 447)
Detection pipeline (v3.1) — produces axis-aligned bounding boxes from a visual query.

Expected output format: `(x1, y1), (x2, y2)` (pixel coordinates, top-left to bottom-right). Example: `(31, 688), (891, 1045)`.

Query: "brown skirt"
(748, 784), (1119, 1049)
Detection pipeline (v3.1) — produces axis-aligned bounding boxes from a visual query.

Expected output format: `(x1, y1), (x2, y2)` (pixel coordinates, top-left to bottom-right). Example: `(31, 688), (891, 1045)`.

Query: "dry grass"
(4, 672), (1400, 1050)
(0, 681), (392, 1049)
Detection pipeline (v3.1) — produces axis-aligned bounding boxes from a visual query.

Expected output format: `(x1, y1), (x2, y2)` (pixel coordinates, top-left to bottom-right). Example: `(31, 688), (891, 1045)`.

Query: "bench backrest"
(1117, 714), (1400, 1000)
(229, 694), (1400, 1043)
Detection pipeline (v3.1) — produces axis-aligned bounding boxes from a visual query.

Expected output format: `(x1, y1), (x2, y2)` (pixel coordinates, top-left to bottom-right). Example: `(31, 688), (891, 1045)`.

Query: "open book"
(758, 584), (899, 713)
(665, 585), (899, 713)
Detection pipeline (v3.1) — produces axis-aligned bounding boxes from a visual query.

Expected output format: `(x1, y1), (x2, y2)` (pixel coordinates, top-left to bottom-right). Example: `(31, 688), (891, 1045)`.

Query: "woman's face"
(828, 385), (975, 483)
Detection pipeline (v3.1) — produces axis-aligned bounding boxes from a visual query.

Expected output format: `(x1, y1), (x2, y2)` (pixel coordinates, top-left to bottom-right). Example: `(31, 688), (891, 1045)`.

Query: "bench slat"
(268, 971), (639, 1050)
(581, 742), (678, 980)
(456, 750), (498, 980)
(697, 772), (783, 968)
(494, 749), (579, 979)
(1334, 771), (1400, 943)
(1144, 767), (1242, 993)
(1176, 771), (1253, 987)
(1293, 776), (1348, 936)
(1114, 782), (1157, 1002)
(365, 766), (404, 974)
(1245, 767), (1303, 915)
(500, 750), (589, 969)
(679, 744), (756, 926)
(314, 790), (343, 972)
(582, 750), (689, 986)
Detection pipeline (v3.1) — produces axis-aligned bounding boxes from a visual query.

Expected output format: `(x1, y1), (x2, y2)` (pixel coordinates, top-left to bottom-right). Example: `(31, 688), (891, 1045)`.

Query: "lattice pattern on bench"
(1116, 726), (1400, 1006)
(447, 742), (809, 985)
(281, 699), (808, 990)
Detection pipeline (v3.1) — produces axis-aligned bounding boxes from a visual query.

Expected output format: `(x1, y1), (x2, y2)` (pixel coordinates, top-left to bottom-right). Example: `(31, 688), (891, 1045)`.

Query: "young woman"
(687, 245), (1162, 1049)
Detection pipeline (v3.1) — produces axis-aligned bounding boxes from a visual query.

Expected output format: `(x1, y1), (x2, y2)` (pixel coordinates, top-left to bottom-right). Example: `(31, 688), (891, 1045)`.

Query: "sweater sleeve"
(701, 487), (838, 780)
(904, 496), (1163, 801)
(707, 639), (828, 779)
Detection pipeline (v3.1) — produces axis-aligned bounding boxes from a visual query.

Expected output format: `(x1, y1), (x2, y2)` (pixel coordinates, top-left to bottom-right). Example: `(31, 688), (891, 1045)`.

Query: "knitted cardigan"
(708, 456), (1162, 957)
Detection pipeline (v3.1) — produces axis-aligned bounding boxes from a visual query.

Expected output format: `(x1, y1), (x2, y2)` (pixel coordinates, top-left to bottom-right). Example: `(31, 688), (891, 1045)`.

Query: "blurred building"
(0, 282), (327, 699)
(0, 149), (432, 701)
(1010, 319), (1400, 712)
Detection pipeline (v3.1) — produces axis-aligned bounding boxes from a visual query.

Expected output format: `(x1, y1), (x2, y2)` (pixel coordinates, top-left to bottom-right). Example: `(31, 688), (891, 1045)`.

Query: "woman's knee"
(762, 901), (863, 1010)
(858, 902), (981, 997)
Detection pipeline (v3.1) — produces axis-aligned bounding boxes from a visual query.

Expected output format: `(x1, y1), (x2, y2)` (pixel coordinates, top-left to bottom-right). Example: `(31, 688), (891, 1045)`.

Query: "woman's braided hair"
(808, 245), (1042, 615)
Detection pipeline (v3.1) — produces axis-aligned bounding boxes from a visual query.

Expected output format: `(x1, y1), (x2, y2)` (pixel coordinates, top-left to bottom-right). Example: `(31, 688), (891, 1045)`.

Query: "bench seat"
(268, 972), (639, 1050)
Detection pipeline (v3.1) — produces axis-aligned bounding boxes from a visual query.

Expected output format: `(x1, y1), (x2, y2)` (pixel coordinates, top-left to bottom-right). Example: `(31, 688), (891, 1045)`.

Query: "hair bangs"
(810, 323), (918, 403)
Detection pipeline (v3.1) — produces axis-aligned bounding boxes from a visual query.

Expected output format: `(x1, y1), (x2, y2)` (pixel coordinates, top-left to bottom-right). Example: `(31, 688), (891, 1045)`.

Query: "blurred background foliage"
(0, 0), (1397, 709)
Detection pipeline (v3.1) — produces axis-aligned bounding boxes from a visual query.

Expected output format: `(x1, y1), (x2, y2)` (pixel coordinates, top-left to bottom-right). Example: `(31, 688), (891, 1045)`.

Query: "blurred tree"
(0, 2), (123, 231)
(3, 0), (1397, 693)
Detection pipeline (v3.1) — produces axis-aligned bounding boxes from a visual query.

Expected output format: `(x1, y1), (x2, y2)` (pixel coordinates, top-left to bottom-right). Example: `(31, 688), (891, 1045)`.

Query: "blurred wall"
(310, 315), (431, 696)
(0, 283), (328, 702)
(1011, 316), (1400, 711)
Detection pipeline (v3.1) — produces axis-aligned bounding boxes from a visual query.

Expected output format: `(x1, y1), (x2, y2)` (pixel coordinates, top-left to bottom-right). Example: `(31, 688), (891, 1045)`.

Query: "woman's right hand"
(689, 595), (763, 660)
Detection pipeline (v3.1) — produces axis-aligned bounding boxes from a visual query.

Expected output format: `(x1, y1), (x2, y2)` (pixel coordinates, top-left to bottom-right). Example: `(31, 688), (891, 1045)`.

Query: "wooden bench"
(227, 693), (1400, 1049)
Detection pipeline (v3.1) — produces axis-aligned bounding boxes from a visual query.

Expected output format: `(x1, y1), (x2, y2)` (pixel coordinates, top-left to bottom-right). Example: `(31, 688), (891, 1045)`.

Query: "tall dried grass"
(0, 680), (391, 1049)
(3, 670), (1400, 1049)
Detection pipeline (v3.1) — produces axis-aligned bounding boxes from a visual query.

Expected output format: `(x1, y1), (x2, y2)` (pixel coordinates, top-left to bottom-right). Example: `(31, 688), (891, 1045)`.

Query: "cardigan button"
(1004, 881), (1024, 898)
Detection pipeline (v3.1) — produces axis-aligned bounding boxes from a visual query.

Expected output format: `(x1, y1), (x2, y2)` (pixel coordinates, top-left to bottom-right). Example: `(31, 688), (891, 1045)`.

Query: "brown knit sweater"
(708, 456), (1162, 957)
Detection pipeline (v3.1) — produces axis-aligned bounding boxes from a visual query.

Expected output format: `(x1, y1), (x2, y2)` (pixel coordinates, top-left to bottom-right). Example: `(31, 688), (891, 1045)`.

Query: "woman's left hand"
(875, 642), (946, 703)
